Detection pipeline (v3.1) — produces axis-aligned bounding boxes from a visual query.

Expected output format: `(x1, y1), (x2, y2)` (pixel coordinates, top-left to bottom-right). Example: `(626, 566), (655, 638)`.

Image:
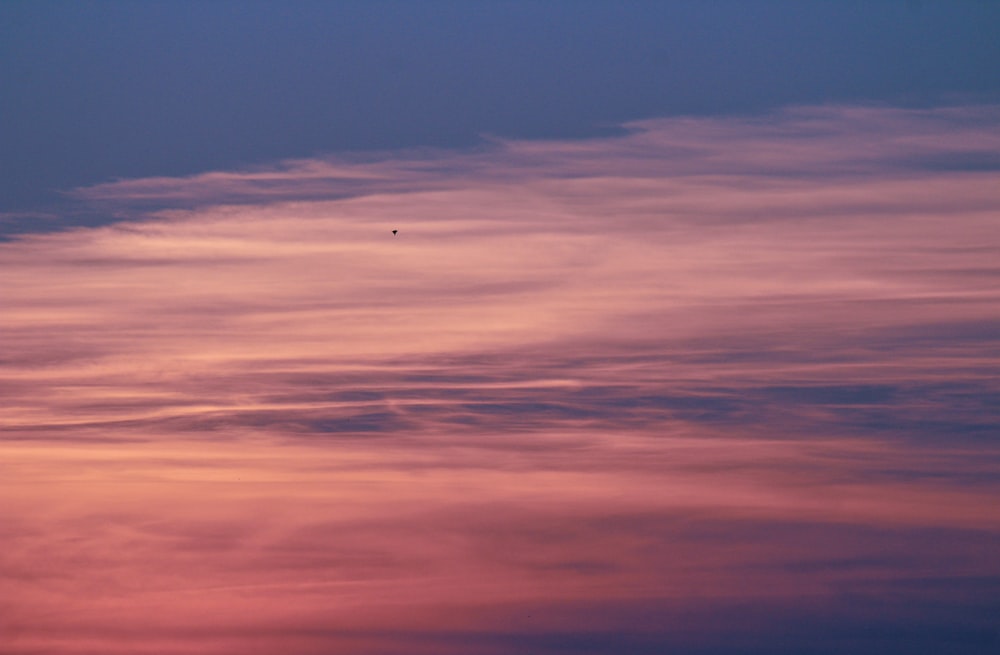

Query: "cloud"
(2, 104), (1000, 654)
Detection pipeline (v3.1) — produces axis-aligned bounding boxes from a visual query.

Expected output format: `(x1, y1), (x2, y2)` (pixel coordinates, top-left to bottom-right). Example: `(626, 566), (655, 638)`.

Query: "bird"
(392, 229), (398, 236)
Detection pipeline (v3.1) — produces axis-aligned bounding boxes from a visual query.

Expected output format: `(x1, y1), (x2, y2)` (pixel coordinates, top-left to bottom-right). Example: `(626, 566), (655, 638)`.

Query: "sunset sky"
(2, 3), (1000, 654)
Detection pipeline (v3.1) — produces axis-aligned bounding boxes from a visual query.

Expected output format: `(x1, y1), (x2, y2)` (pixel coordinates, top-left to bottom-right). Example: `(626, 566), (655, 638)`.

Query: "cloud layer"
(2, 105), (999, 654)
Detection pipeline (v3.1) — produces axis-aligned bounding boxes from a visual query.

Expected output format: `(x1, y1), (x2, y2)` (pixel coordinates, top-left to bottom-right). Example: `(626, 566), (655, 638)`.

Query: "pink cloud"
(2, 105), (1000, 654)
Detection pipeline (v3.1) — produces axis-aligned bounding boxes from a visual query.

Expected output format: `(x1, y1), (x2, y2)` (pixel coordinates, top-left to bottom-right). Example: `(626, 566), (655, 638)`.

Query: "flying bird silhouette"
(392, 229), (398, 235)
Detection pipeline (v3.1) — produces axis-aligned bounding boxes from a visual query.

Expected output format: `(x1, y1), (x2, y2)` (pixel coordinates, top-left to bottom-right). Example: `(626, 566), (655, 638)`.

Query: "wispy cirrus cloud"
(2, 105), (999, 654)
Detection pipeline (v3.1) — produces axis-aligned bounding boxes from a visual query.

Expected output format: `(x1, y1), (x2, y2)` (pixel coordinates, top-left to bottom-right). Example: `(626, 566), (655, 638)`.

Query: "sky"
(3, 0), (1000, 226)
(2, 3), (1000, 655)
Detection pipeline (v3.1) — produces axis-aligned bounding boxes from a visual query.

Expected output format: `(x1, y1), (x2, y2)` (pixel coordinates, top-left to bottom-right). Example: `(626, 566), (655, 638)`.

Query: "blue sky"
(2, 0), (999, 228)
